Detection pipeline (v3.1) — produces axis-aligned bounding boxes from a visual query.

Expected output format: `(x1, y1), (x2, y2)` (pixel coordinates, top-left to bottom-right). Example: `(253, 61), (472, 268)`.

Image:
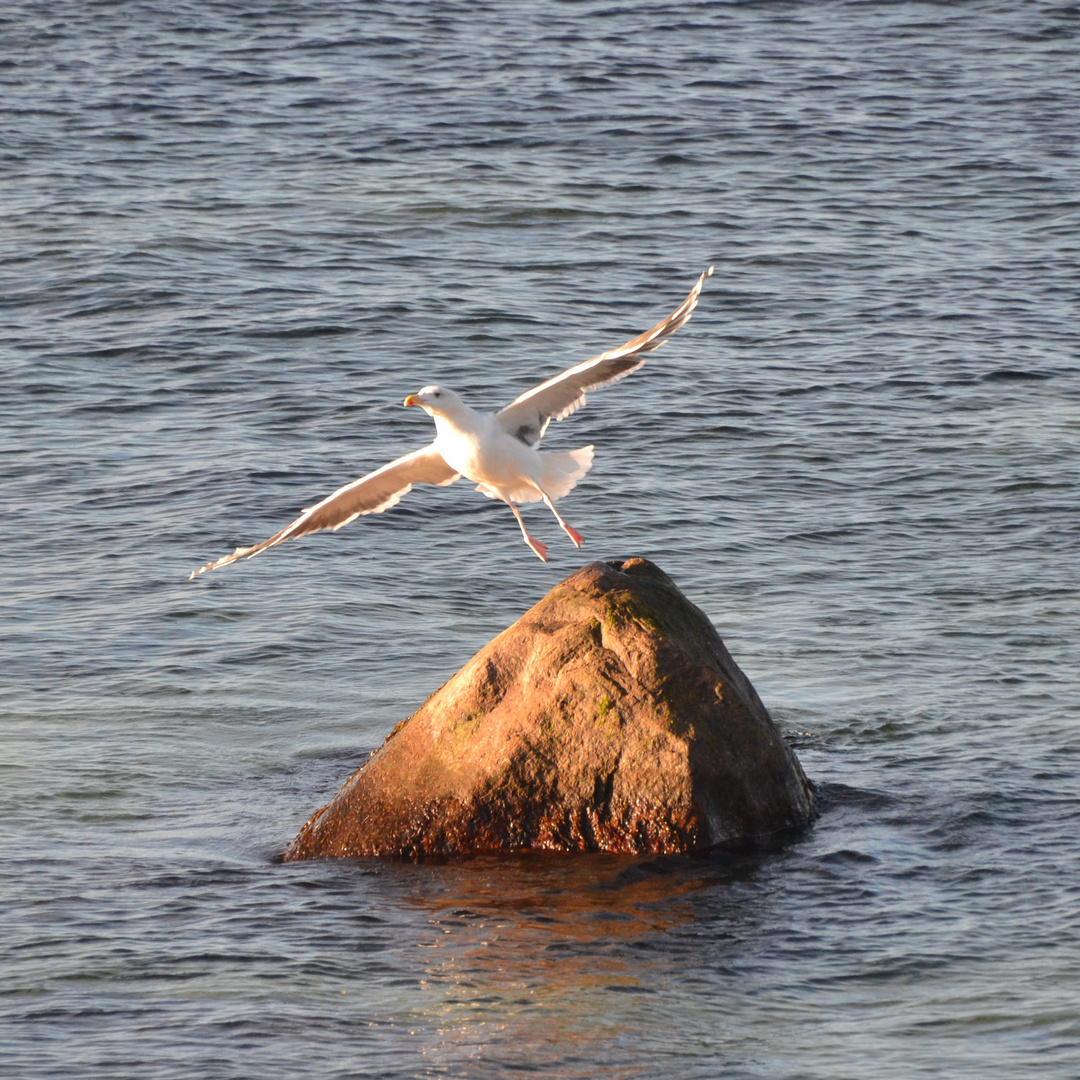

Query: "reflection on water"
(379, 855), (724, 1075)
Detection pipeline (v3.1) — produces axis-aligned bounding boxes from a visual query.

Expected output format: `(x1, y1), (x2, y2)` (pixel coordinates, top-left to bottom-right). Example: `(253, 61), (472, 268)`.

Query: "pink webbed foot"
(562, 523), (584, 549)
(503, 497), (549, 562)
(525, 535), (548, 562)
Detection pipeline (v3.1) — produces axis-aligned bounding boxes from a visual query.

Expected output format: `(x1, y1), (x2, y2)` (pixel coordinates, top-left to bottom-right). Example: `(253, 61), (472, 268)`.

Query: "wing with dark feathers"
(495, 267), (713, 446)
(190, 444), (459, 578)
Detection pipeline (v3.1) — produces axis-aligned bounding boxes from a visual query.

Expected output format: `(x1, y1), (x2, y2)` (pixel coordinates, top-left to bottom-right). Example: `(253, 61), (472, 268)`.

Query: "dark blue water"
(2, 2), (1078, 1077)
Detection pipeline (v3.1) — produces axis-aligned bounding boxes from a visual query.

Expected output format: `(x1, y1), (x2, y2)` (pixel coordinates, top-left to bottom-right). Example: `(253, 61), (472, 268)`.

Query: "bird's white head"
(403, 385), (463, 418)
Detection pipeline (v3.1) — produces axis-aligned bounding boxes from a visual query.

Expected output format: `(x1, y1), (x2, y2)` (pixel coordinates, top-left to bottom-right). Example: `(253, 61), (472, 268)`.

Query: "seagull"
(190, 267), (713, 578)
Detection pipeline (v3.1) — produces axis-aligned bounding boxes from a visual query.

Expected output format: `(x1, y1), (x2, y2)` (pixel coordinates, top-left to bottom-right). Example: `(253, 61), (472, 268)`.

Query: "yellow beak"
(403, 394), (421, 407)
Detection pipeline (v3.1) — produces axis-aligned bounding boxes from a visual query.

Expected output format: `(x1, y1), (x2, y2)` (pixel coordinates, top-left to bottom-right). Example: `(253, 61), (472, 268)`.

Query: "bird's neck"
(430, 405), (481, 440)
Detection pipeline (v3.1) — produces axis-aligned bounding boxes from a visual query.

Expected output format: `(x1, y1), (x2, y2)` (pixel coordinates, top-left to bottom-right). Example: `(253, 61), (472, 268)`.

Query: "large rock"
(284, 558), (815, 860)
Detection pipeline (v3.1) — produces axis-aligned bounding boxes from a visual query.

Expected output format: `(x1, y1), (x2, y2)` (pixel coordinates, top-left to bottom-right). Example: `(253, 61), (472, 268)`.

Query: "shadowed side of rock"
(284, 557), (815, 860)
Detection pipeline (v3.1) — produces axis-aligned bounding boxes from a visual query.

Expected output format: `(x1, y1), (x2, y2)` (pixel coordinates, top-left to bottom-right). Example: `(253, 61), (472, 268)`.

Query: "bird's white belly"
(435, 421), (540, 498)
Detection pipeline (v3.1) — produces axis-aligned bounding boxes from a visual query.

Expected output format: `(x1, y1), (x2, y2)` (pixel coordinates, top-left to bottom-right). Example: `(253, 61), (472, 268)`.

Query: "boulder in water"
(284, 557), (814, 860)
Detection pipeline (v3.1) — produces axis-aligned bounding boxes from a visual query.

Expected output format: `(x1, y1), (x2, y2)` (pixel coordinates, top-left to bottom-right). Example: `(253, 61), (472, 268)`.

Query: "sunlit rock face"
(284, 558), (815, 860)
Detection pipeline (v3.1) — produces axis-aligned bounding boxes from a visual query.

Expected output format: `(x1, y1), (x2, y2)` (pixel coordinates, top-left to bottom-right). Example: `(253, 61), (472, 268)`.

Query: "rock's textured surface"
(284, 558), (815, 860)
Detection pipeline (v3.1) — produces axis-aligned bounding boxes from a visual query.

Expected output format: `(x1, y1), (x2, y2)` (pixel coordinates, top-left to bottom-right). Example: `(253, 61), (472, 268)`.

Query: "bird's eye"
(434, 391), (442, 398)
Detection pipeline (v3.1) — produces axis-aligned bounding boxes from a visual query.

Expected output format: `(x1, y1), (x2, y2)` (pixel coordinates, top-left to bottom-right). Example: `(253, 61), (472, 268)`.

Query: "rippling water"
(2, 2), (1078, 1077)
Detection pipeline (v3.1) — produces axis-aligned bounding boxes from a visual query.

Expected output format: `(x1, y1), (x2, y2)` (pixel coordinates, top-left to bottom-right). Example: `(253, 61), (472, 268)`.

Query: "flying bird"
(190, 267), (713, 578)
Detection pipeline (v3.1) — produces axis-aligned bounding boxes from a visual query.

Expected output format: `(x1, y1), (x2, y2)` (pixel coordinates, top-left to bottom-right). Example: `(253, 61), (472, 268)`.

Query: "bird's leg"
(534, 484), (584, 549)
(503, 499), (548, 562)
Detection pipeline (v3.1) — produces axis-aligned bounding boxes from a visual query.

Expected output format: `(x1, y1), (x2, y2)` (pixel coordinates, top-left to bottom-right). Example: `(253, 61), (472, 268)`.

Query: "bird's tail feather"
(475, 445), (594, 503)
(541, 444), (594, 500)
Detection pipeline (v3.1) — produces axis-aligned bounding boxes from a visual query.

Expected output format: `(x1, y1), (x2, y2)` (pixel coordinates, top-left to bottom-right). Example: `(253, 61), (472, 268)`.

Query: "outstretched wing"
(495, 267), (713, 447)
(190, 444), (459, 578)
